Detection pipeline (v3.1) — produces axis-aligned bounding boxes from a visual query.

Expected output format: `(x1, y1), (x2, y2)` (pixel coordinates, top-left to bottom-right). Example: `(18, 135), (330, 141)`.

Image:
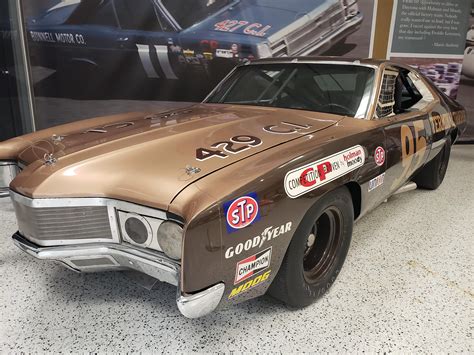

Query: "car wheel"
(268, 186), (353, 307)
(413, 137), (451, 190)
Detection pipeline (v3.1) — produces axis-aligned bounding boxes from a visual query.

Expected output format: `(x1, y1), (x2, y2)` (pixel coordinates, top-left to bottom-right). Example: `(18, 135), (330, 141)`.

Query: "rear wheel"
(268, 187), (353, 307)
(414, 137), (451, 190)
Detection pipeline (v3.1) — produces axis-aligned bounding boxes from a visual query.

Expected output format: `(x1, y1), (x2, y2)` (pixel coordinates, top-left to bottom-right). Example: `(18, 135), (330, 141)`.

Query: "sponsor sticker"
(229, 270), (271, 299)
(223, 193), (260, 233)
(284, 146), (366, 198)
(368, 173), (385, 192)
(216, 49), (233, 58)
(374, 146), (385, 166)
(234, 247), (272, 284)
(225, 222), (292, 259)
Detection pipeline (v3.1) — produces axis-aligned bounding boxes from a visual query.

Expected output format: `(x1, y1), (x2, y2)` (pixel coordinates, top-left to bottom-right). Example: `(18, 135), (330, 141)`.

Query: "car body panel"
(1, 58), (467, 315)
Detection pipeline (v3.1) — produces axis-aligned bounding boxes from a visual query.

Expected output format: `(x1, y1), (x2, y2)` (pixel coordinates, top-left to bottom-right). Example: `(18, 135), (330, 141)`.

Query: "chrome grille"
(270, 3), (346, 57)
(12, 199), (113, 244)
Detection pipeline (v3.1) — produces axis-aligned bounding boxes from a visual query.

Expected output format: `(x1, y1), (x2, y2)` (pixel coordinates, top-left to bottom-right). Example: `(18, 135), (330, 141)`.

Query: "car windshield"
(161, 0), (233, 28)
(206, 63), (375, 118)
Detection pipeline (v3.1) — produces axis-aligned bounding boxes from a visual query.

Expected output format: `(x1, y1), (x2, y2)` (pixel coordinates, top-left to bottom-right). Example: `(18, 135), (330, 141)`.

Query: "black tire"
(413, 137), (451, 190)
(268, 187), (354, 308)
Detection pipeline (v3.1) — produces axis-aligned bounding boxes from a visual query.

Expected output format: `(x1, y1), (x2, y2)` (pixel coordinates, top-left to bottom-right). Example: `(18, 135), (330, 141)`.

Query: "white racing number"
(136, 44), (178, 80)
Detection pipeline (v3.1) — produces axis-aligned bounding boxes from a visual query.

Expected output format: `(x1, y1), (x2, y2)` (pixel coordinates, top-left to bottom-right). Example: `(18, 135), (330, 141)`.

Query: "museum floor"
(0, 145), (472, 353)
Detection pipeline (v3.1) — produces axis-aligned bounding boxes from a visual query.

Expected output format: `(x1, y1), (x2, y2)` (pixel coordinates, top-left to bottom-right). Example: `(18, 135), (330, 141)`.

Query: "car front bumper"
(12, 232), (225, 318)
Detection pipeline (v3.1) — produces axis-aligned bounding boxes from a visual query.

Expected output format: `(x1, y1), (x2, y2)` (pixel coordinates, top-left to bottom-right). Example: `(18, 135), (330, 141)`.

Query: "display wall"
(22, 0), (374, 129)
(1, 0), (472, 141)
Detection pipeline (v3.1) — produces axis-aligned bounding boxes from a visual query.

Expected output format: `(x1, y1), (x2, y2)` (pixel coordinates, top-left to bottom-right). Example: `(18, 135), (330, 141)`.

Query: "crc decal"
(374, 146), (385, 166)
(368, 173), (385, 192)
(229, 270), (271, 299)
(224, 193), (260, 233)
(284, 146), (366, 199)
(214, 20), (271, 37)
(196, 135), (262, 161)
(391, 120), (428, 189)
(234, 247), (272, 285)
(263, 121), (312, 135)
(225, 222), (292, 258)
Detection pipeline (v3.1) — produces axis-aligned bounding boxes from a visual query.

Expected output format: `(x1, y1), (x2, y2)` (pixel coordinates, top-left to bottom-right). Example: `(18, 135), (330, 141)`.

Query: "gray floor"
(0, 146), (472, 353)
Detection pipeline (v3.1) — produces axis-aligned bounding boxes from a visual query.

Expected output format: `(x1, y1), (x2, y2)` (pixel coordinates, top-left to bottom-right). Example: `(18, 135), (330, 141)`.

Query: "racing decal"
(374, 146), (385, 166)
(391, 120), (428, 189)
(368, 173), (385, 192)
(216, 49), (234, 58)
(30, 31), (86, 45)
(229, 270), (271, 299)
(430, 112), (455, 134)
(196, 135), (262, 161)
(284, 146), (366, 199)
(263, 121), (312, 135)
(452, 110), (466, 126)
(214, 20), (272, 37)
(136, 44), (178, 80)
(234, 247), (272, 284)
(224, 193), (260, 233)
(225, 222), (292, 258)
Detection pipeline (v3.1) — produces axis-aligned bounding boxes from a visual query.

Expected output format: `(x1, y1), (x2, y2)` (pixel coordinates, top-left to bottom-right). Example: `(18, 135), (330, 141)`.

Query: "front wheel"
(268, 187), (354, 307)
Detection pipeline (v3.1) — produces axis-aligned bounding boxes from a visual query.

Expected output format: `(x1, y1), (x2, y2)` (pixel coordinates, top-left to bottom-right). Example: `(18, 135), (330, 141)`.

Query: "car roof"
(245, 56), (386, 68)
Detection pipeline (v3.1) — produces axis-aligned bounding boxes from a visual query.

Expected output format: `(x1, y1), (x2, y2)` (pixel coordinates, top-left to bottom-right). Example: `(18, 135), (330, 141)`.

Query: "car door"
(373, 65), (439, 196)
(112, 0), (182, 82)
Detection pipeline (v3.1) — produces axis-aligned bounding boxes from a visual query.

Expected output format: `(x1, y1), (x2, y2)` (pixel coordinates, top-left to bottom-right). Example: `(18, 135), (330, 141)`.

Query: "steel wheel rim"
(303, 207), (343, 284)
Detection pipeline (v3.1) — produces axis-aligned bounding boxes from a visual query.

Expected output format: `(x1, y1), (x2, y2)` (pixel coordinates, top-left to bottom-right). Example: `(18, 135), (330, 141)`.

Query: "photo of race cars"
(21, 0), (374, 128)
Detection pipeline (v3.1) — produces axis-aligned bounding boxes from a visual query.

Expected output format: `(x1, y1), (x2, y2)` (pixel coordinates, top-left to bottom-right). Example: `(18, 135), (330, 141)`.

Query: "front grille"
(12, 200), (113, 244)
(270, 3), (346, 57)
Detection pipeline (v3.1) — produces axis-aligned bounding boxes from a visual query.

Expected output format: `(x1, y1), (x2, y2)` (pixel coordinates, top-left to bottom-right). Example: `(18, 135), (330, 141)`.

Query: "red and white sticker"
(284, 146), (366, 198)
(224, 193), (260, 233)
(374, 146), (385, 166)
(234, 247), (272, 284)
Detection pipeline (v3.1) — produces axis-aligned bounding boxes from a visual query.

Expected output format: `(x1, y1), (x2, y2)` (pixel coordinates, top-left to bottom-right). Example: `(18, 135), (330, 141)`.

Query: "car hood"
(10, 104), (342, 211)
(194, 0), (336, 38)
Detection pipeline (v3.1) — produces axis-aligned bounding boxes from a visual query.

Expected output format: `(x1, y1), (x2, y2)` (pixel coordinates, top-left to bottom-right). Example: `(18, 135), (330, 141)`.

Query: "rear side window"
(114, 0), (162, 31)
(376, 70), (397, 118)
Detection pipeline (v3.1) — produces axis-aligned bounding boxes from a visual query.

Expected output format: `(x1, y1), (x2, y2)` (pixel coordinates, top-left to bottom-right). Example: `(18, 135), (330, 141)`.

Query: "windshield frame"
(154, 0), (239, 30)
(204, 62), (379, 119)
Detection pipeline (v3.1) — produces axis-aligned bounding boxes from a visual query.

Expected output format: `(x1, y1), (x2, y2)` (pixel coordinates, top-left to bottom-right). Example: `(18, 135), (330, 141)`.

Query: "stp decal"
(374, 146), (385, 166)
(234, 247), (272, 285)
(284, 146), (366, 198)
(224, 192), (260, 233)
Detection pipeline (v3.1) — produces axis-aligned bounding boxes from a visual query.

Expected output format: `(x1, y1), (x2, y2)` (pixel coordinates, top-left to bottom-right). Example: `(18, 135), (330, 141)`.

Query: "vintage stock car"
(0, 58), (466, 318)
(27, 0), (362, 87)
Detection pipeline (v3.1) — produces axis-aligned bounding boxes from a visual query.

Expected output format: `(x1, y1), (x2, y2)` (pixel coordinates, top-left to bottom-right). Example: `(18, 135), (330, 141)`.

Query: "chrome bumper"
(295, 12), (363, 56)
(12, 233), (224, 318)
(0, 163), (18, 198)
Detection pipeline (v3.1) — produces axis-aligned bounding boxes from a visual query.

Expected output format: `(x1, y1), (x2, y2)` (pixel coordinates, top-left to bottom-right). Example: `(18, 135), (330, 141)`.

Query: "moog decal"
(223, 193), (260, 233)
(225, 222), (292, 258)
(229, 270), (271, 299)
(234, 247), (271, 284)
(284, 146), (366, 198)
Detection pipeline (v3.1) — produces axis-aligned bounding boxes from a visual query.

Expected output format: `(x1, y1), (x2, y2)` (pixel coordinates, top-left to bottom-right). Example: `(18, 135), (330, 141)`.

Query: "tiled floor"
(0, 146), (472, 352)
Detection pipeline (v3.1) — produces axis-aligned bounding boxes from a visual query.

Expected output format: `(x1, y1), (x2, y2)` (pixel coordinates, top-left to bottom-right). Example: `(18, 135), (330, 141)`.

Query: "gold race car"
(0, 58), (466, 318)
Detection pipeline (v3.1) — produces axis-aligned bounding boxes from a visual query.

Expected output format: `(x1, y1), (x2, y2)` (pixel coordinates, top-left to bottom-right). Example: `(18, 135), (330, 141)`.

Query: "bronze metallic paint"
(0, 59), (466, 311)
